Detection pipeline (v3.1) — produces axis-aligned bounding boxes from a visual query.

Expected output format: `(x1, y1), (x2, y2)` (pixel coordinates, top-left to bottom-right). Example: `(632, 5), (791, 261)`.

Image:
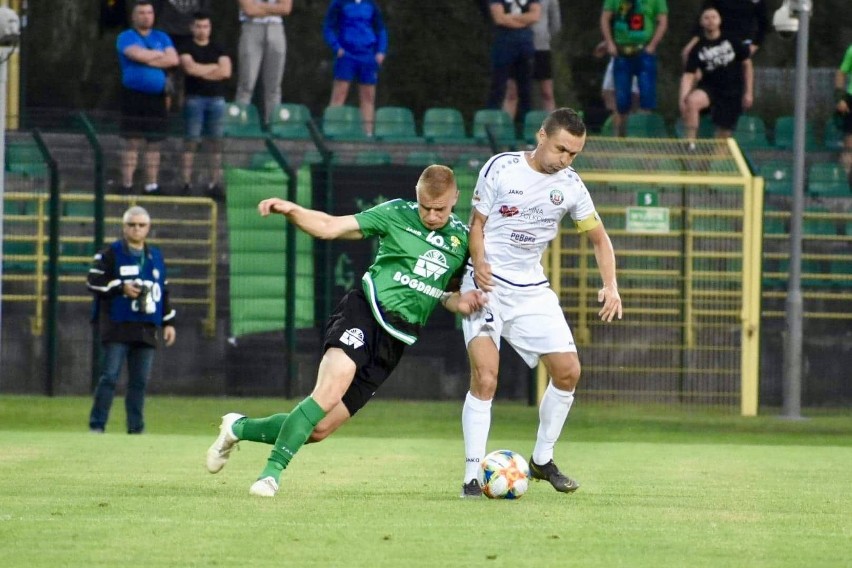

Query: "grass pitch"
(1, 396), (850, 567)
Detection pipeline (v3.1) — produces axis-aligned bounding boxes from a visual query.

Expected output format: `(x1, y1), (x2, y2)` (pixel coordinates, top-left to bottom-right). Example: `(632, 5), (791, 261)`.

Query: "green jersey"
(604, 0), (668, 47)
(841, 45), (852, 95)
(354, 199), (469, 345)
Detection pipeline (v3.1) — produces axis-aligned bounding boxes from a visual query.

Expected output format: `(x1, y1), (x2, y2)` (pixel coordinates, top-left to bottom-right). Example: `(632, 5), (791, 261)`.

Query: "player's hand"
(473, 260), (494, 292)
(163, 326), (176, 347)
(258, 198), (296, 217)
(455, 290), (488, 315)
(606, 41), (617, 57)
(597, 286), (622, 322)
(123, 282), (141, 299)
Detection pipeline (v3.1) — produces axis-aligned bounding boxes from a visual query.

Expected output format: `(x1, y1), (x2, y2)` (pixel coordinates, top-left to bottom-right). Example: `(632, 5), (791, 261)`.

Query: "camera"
(0, 7), (20, 47)
(773, 0), (806, 39)
(134, 280), (157, 315)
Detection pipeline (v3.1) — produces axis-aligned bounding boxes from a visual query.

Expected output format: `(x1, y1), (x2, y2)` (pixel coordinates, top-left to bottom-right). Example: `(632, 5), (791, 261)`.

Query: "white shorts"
(461, 270), (576, 368)
(602, 58), (640, 94)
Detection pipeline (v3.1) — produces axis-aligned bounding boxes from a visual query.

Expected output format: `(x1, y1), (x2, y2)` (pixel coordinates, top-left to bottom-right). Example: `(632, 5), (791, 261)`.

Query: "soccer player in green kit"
(206, 164), (487, 497)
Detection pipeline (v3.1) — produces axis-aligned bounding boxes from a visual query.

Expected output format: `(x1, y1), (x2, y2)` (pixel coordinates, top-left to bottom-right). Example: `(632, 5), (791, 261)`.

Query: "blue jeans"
(89, 342), (155, 433)
(184, 96), (226, 141)
(613, 51), (657, 114)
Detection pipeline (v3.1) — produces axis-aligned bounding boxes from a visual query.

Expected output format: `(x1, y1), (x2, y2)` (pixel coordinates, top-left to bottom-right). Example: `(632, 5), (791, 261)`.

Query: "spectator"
(152, 0), (212, 110)
(600, 0), (668, 137)
(680, 0), (768, 66)
(486, 0), (541, 126)
(503, 0), (562, 118)
(836, 42), (852, 185)
(679, 7), (753, 146)
(179, 12), (232, 199)
(594, 40), (639, 134)
(235, 0), (292, 126)
(323, 0), (388, 137)
(88, 206), (176, 434)
(117, 0), (179, 195)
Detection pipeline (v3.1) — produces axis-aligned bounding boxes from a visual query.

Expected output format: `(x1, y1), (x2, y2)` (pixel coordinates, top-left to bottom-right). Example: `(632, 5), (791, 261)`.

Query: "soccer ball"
(479, 449), (530, 500)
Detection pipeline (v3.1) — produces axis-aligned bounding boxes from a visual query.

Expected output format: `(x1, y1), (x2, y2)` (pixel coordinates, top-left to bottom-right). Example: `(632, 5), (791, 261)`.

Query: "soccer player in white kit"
(460, 108), (622, 497)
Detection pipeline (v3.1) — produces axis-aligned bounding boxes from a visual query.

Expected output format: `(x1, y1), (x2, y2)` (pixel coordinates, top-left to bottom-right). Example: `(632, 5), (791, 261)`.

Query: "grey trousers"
(235, 22), (286, 124)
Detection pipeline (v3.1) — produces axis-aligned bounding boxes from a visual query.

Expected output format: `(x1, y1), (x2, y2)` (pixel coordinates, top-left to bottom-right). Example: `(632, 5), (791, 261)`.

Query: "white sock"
(462, 391), (492, 483)
(532, 381), (574, 466)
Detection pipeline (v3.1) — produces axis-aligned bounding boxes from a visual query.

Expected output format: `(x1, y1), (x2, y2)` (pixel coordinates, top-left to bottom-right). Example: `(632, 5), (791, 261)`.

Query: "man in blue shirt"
(117, 1), (178, 195)
(323, 0), (388, 137)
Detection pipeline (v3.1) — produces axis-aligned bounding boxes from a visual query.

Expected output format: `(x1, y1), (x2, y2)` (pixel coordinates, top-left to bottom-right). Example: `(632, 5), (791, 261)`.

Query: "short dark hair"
(134, 0), (154, 9)
(542, 108), (586, 137)
(193, 11), (212, 22)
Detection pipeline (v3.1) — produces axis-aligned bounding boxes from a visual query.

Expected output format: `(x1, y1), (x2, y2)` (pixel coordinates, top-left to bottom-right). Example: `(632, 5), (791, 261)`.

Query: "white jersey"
(471, 151), (599, 287)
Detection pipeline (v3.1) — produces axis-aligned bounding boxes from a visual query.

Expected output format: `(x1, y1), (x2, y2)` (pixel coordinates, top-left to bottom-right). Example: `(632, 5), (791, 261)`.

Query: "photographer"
(87, 206), (176, 434)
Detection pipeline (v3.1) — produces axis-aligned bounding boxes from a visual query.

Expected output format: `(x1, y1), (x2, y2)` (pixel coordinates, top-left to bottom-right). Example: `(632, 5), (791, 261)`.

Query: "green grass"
(1, 396), (851, 567)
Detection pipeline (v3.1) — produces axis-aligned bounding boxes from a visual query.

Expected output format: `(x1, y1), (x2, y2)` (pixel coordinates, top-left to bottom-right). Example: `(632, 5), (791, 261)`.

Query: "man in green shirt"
(836, 43), (852, 185)
(600, 0), (668, 136)
(205, 164), (487, 497)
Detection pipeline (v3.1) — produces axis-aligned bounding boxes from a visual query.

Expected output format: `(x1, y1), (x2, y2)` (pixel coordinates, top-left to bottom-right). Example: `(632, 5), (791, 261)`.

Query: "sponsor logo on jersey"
(450, 235), (461, 251)
(508, 189), (524, 195)
(499, 205), (520, 217)
(473, 189), (481, 203)
(509, 231), (537, 245)
(392, 271), (447, 300)
(405, 226), (423, 237)
(550, 189), (564, 205)
(413, 249), (449, 279)
(520, 206), (557, 226)
(340, 328), (365, 349)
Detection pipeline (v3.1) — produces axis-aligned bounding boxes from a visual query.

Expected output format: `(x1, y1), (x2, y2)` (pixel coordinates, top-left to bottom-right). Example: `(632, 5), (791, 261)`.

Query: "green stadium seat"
(599, 114), (615, 137)
(60, 241), (95, 274)
(472, 109), (516, 147)
(521, 110), (549, 144)
(322, 105), (367, 141)
(63, 201), (95, 218)
(692, 215), (736, 232)
(757, 160), (794, 196)
(269, 103), (312, 140)
(423, 107), (472, 145)
(773, 115), (817, 150)
(354, 150), (392, 166)
(222, 102), (265, 138)
(3, 199), (22, 215)
(374, 106), (423, 143)
(6, 141), (48, 178)
(302, 149), (340, 166)
(674, 115), (715, 139)
(453, 153), (489, 172)
(625, 112), (668, 138)
(733, 114), (770, 149)
(807, 162), (850, 197)
(3, 240), (38, 273)
(823, 116), (845, 151)
(405, 151), (444, 167)
(249, 151), (278, 170)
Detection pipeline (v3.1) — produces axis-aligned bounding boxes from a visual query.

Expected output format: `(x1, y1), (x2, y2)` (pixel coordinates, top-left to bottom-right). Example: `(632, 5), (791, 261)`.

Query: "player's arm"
(468, 209), (493, 292)
(680, 36), (698, 66)
(258, 198), (364, 240)
(600, 10), (617, 56)
(440, 289), (487, 316)
(489, 3), (526, 29)
(742, 58), (754, 110)
(585, 223), (622, 322)
(180, 53), (217, 77)
(202, 55), (232, 81)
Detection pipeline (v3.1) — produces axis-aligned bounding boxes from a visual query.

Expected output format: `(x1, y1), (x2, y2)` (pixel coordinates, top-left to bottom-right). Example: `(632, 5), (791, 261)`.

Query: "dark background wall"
(21, 0), (852, 125)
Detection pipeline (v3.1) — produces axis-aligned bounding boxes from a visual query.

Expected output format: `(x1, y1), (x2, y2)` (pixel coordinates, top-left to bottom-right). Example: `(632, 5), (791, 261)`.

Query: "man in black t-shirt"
(679, 7), (753, 144)
(178, 12), (231, 198)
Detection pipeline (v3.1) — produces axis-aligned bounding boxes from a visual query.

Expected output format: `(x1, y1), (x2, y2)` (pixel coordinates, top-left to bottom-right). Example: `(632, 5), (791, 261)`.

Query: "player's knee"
(470, 367), (498, 398)
(552, 361), (581, 391)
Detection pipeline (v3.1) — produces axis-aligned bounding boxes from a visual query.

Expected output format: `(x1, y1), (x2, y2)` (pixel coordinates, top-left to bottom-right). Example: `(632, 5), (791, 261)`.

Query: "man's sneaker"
(249, 476), (279, 497)
(205, 413), (243, 473)
(460, 478), (483, 498)
(529, 457), (580, 493)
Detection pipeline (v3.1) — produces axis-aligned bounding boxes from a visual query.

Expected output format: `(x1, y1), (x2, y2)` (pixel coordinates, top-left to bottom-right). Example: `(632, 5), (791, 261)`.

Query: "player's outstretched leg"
(206, 413), (245, 473)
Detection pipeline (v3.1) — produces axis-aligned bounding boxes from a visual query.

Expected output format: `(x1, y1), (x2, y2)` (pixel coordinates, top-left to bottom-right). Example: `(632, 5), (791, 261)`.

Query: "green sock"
(259, 397), (326, 482)
(232, 414), (289, 444)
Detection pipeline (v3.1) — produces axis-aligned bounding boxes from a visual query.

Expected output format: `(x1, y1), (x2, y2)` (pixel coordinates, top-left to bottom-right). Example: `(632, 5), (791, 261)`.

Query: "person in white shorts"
(595, 41), (640, 134)
(459, 107), (623, 498)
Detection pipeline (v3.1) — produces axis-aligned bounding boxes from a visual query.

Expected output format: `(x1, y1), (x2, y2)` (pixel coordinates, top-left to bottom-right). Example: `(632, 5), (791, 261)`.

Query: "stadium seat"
(6, 141), (48, 178)
(249, 151), (278, 170)
(62, 201), (95, 219)
(373, 106), (423, 143)
(405, 151), (444, 167)
(599, 114), (615, 137)
(674, 115), (715, 139)
(60, 241), (95, 274)
(472, 109), (516, 147)
(773, 115), (817, 150)
(354, 150), (392, 166)
(521, 110), (549, 144)
(823, 116), (844, 151)
(803, 207), (837, 236)
(3, 240), (38, 273)
(733, 114), (770, 149)
(453, 153), (489, 172)
(322, 105), (367, 141)
(222, 102), (265, 138)
(625, 112), (668, 138)
(302, 149), (339, 166)
(422, 107), (472, 145)
(757, 160), (794, 196)
(807, 162), (850, 197)
(269, 103), (312, 140)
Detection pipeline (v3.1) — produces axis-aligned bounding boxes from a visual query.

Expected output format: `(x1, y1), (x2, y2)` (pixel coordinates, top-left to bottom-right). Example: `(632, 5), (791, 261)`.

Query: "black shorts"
(324, 288), (407, 416)
(699, 84), (743, 131)
(532, 50), (552, 81)
(120, 87), (169, 141)
(841, 94), (852, 135)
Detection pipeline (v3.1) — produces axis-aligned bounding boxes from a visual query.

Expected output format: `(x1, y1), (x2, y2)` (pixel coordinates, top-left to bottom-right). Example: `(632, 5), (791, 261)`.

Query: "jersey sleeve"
(841, 45), (852, 74)
(471, 159), (499, 217)
(569, 181), (601, 233)
(116, 31), (138, 55)
(354, 199), (401, 238)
